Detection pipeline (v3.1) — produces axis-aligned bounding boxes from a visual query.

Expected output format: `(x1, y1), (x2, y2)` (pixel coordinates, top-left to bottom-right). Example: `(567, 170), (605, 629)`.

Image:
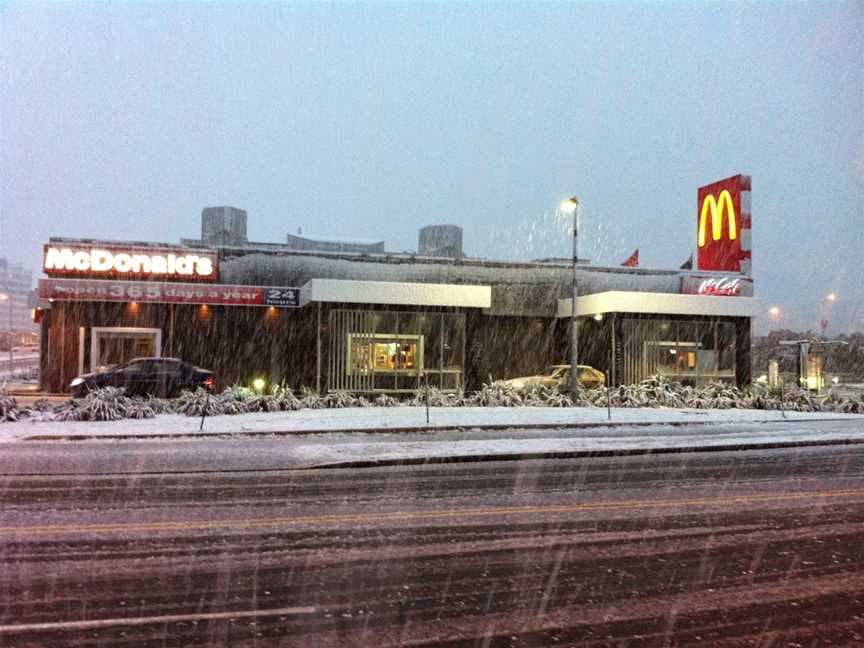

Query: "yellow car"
(504, 365), (606, 390)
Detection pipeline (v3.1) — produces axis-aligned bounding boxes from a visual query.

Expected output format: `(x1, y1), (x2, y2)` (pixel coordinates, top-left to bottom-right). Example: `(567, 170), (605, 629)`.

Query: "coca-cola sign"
(681, 275), (753, 297)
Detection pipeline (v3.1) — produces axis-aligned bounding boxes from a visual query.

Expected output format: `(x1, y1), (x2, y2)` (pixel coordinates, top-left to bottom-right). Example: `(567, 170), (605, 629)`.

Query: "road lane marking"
(2, 488), (863, 537)
(0, 606), (318, 635)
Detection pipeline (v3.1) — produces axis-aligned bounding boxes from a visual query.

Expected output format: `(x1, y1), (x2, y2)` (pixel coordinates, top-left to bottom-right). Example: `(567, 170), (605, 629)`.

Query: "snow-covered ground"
(1, 405), (861, 443)
(286, 419), (864, 468)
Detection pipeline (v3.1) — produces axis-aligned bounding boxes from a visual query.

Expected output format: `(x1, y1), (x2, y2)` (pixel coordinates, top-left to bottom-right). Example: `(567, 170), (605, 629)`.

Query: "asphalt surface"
(2, 443), (864, 646)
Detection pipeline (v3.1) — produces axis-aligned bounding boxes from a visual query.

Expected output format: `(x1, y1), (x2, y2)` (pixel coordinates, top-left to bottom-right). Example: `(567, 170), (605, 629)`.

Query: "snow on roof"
(287, 234), (384, 246)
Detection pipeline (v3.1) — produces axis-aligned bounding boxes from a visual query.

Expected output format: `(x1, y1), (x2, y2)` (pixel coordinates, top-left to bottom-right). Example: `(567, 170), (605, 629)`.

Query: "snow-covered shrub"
(322, 390), (363, 408)
(471, 381), (524, 407)
(78, 387), (130, 421)
(52, 400), (86, 422)
(771, 388), (820, 412)
(269, 384), (302, 411)
(611, 384), (649, 408)
(832, 395), (864, 414)
(125, 398), (157, 419)
(409, 387), (460, 407)
(215, 395), (248, 415)
(28, 409), (56, 423)
(246, 394), (282, 412)
(297, 386), (326, 409)
(372, 393), (401, 407)
(30, 398), (52, 412)
(148, 398), (174, 415)
(0, 393), (27, 422)
(211, 385), (257, 415)
(639, 375), (687, 408)
(520, 384), (573, 408)
(174, 388), (222, 417)
(696, 382), (741, 409)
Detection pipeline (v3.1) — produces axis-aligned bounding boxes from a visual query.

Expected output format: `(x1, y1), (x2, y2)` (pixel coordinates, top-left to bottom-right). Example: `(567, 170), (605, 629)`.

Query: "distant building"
(418, 225), (463, 259)
(0, 258), (37, 337)
(200, 206), (248, 246)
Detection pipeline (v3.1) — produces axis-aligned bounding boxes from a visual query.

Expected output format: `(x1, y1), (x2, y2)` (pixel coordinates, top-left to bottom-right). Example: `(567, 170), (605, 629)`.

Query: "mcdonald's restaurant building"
(37, 178), (760, 395)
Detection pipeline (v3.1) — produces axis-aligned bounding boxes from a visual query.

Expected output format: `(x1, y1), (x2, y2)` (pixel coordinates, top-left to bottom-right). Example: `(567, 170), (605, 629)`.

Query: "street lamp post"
(820, 293), (838, 336)
(561, 197), (580, 400)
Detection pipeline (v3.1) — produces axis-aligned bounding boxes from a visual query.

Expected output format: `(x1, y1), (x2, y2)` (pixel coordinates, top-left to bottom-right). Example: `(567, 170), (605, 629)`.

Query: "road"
(2, 443), (864, 646)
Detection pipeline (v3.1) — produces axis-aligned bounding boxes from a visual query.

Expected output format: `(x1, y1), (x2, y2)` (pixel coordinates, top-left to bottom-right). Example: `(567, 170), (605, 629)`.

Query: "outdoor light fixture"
(252, 377), (266, 392)
(560, 197), (578, 214)
(594, 313), (603, 321)
(769, 306), (781, 317)
(826, 293), (837, 302)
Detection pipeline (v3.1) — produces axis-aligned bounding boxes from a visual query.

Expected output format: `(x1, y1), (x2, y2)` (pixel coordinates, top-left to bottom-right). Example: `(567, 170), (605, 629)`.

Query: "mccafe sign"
(681, 274), (754, 297)
(43, 244), (218, 282)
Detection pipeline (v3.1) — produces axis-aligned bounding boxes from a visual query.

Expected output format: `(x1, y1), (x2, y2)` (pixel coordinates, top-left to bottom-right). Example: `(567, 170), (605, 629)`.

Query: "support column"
(315, 303), (322, 394)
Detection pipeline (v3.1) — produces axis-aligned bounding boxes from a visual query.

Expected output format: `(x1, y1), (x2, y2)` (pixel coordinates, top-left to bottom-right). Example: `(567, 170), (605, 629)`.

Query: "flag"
(679, 254), (693, 270)
(621, 249), (639, 267)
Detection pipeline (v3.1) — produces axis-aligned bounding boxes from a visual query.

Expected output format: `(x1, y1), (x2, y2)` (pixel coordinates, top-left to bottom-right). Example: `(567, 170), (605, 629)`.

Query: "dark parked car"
(69, 357), (215, 398)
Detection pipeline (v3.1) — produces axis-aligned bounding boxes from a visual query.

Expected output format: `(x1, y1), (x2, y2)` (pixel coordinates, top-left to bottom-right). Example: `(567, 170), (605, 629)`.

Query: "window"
(348, 334), (424, 374)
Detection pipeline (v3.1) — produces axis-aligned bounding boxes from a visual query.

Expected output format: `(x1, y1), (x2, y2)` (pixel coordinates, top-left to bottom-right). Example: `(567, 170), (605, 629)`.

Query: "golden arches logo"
(698, 190), (737, 247)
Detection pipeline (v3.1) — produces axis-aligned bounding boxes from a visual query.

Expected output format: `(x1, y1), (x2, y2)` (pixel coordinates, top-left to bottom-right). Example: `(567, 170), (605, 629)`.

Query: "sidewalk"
(2, 405), (862, 443)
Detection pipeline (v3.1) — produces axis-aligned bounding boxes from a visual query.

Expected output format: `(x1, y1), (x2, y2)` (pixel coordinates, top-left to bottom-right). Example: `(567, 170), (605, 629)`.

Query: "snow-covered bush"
(52, 400), (86, 422)
(611, 384), (649, 408)
(372, 393), (401, 407)
(470, 381), (524, 407)
(30, 398), (52, 412)
(0, 393), (27, 422)
(520, 384), (573, 408)
(78, 387), (130, 421)
(125, 398), (157, 419)
(696, 382), (743, 409)
(831, 395), (864, 414)
(298, 386), (326, 409)
(148, 398), (174, 415)
(321, 390), (364, 408)
(780, 388), (822, 412)
(246, 394), (282, 412)
(639, 375), (687, 408)
(174, 388), (222, 417)
(269, 384), (302, 411)
(409, 387), (461, 407)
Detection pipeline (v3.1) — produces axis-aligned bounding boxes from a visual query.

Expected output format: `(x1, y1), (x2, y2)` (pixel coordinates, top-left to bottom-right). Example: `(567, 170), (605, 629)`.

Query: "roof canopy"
(301, 279), (492, 309)
(558, 291), (761, 318)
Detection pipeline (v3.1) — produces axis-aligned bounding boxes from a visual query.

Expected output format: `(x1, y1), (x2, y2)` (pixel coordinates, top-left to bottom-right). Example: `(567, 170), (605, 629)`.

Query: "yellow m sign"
(698, 189), (737, 247)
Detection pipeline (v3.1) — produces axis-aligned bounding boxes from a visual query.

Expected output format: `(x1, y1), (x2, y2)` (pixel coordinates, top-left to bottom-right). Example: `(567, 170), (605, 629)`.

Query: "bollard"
(606, 372), (612, 421)
(200, 389), (210, 430)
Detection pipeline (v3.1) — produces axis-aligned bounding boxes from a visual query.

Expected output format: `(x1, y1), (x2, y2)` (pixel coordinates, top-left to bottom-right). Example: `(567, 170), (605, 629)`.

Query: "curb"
(18, 416), (860, 442)
(305, 437), (864, 470)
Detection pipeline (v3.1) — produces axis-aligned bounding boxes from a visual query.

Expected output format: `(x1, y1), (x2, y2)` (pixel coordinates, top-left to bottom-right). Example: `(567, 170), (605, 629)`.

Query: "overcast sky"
(1, 1), (862, 333)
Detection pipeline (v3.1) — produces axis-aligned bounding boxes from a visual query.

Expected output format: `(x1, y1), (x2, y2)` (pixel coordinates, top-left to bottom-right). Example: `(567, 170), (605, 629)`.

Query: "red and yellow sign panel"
(696, 175), (751, 272)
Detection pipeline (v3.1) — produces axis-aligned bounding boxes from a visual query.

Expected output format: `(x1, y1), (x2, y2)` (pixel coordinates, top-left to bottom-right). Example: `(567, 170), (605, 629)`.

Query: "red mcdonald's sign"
(696, 175), (751, 273)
